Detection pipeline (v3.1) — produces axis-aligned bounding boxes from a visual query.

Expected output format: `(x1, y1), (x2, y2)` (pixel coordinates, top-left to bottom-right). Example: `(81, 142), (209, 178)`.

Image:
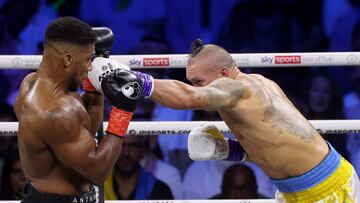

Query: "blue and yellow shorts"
(271, 143), (360, 203)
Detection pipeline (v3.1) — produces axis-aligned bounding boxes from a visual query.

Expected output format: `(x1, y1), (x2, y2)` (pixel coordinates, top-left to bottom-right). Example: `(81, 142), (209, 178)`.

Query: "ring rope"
(0, 200), (276, 203)
(1, 52), (360, 69)
(1, 120), (359, 136)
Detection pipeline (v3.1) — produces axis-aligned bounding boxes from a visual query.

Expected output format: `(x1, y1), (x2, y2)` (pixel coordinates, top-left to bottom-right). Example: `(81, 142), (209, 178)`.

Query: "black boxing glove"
(101, 69), (143, 137)
(83, 27), (114, 93)
(92, 27), (114, 57)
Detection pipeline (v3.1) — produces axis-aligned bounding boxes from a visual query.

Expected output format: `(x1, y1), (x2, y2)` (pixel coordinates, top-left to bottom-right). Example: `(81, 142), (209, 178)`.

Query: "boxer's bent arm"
(43, 108), (122, 185)
(151, 78), (248, 110)
(81, 93), (104, 136)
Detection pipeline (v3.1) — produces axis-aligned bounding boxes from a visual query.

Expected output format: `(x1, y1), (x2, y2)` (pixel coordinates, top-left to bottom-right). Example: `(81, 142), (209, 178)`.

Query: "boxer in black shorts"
(14, 17), (143, 203)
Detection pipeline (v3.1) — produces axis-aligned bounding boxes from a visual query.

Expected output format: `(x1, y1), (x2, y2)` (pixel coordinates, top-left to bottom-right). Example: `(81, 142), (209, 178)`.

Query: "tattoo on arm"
(206, 78), (246, 109)
(47, 109), (76, 135)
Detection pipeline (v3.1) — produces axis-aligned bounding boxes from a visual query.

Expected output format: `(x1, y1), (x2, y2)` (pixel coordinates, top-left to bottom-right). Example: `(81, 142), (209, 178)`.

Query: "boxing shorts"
(21, 183), (99, 203)
(271, 142), (360, 203)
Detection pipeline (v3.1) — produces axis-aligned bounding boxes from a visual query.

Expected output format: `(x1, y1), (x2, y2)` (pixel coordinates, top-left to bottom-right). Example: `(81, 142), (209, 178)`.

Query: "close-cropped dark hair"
(45, 16), (97, 47)
(189, 38), (204, 57)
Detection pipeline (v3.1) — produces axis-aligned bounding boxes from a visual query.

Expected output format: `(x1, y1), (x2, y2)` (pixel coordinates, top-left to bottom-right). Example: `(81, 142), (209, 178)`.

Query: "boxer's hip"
(21, 182), (99, 203)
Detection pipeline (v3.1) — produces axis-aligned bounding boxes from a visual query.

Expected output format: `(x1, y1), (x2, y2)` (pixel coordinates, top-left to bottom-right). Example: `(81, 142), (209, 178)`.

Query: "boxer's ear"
(64, 54), (73, 67)
(219, 67), (229, 77)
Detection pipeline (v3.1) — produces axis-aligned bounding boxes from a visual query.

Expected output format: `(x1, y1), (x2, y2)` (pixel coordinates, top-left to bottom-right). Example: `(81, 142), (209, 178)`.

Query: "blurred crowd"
(0, 0), (360, 200)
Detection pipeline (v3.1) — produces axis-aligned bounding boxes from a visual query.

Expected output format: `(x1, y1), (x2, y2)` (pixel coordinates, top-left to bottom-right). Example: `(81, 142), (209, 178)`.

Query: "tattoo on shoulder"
(47, 108), (76, 135)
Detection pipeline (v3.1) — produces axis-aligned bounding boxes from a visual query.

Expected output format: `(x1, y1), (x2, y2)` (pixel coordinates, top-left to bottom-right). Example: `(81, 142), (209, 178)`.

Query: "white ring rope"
(0, 200), (276, 203)
(1, 52), (360, 69)
(1, 120), (359, 136)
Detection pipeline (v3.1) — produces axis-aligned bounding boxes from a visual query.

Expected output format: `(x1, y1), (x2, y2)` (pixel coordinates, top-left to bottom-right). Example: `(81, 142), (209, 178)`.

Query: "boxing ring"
(1, 52), (360, 203)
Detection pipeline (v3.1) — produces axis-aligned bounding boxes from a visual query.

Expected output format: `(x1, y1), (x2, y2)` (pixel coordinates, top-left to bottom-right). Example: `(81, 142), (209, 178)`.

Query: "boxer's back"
(15, 72), (91, 194)
(213, 74), (329, 179)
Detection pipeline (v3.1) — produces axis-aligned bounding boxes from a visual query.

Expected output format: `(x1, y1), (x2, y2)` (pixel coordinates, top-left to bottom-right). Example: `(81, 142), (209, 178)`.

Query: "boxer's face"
(308, 75), (331, 114)
(10, 160), (26, 197)
(116, 136), (147, 175)
(67, 44), (96, 91)
(186, 60), (223, 87)
(222, 169), (257, 199)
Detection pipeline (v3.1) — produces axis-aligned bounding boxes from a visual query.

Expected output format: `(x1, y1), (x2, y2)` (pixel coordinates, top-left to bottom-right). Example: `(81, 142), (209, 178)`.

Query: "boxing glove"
(102, 69), (143, 137)
(188, 123), (246, 161)
(132, 71), (154, 98)
(88, 57), (130, 93)
(92, 27), (114, 57)
(82, 27), (115, 93)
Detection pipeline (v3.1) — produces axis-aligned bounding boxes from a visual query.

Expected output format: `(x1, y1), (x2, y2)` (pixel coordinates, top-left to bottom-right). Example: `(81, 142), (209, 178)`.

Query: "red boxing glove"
(82, 78), (98, 93)
(106, 107), (133, 137)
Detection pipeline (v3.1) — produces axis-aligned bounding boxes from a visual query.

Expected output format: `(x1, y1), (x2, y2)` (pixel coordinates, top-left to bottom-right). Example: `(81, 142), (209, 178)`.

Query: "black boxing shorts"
(21, 183), (99, 203)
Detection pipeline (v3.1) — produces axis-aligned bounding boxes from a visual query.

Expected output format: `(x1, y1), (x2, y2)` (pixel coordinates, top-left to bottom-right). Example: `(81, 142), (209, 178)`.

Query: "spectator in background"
(322, 0), (360, 51)
(344, 67), (360, 176)
(104, 136), (173, 200)
(292, 0), (328, 52)
(302, 71), (349, 160)
(78, 0), (167, 54)
(342, 21), (360, 176)
(165, 0), (238, 53)
(211, 164), (267, 199)
(182, 160), (234, 199)
(216, 0), (295, 53)
(0, 0), (43, 105)
(0, 148), (27, 200)
(140, 136), (183, 199)
(0, 0), (40, 54)
(125, 79), (183, 199)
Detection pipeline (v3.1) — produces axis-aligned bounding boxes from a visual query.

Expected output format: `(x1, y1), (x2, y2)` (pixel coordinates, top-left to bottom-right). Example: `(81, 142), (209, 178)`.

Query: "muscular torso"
(214, 74), (329, 179)
(14, 72), (93, 194)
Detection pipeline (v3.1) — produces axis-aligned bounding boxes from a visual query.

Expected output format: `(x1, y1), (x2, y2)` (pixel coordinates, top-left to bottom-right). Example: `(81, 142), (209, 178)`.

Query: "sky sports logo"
(275, 56), (301, 64)
(143, 58), (169, 66)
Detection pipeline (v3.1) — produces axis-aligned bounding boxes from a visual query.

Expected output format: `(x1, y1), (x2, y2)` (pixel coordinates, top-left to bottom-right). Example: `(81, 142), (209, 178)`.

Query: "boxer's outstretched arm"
(151, 77), (248, 110)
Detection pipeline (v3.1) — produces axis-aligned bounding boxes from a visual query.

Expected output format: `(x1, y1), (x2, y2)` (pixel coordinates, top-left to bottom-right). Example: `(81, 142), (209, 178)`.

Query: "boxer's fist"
(188, 124), (229, 160)
(188, 123), (246, 161)
(102, 69), (142, 137)
(101, 69), (142, 113)
(88, 57), (130, 93)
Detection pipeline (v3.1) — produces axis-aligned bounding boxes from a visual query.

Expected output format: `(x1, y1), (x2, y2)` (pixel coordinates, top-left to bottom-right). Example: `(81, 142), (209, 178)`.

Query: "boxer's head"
(186, 39), (237, 87)
(43, 17), (97, 91)
(115, 136), (150, 176)
(221, 164), (258, 199)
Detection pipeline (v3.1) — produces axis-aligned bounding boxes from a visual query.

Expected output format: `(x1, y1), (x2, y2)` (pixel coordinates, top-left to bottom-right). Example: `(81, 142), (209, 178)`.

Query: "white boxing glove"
(188, 123), (246, 161)
(188, 123), (229, 160)
(88, 57), (130, 93)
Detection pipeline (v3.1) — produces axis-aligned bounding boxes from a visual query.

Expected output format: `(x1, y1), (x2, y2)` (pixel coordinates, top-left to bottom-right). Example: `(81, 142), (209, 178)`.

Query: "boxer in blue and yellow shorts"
(272, 143), (360, 203)
(91, 40), (360, 203)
